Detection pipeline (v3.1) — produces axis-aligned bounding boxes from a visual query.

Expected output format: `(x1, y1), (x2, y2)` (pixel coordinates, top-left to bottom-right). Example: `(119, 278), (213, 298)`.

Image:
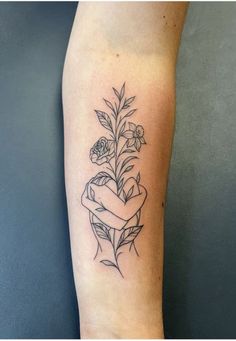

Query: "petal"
(102, 150), (109, 157)
(107, 140), (115, 151)
(107, 151), (115, 161)
(140, 137), (146, 144)
(134, 138), (141, 151)
(136, 125), (144, 137)
(123, 130), (134, 139)
(127, 138), (135, 147)
(91, 154), (97, 163)
(96, 156), (107, 165)
(99, 136), (108, 144)
(129, 122), (136, 131)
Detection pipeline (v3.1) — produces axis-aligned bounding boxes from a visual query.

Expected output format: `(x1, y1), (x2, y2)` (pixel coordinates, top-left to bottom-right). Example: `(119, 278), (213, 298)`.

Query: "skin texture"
(63, 2), (188, 338)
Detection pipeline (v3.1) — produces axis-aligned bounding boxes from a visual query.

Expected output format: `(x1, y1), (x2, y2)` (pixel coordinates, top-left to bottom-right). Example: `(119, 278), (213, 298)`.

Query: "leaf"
(125, 96), (135, 106)
(120, 83), (125, 100)
(122, 165), (134, 174)
(136, 172), (141, 184)
(103, 98), (114, 111)
(122, 190), (127, 202)
(90, 187), (95, 200)
(119, 156), (137, 174)
(121, 149), (135, 155)
(114, 101), (118, 113)
(118, 178), (124, 191)
(95, 110), (113, 132)
(123, 98), (135, 109)
(96, 207), (106, 212)
(126, 185), (134, 200)
(122, 104), (130, 110)
(117, 252), (123, 259)
(100, 260), (117, 268)
(124, 109), (137, 118)
(119, 121), (126, 136)
(113, 87), (120, 100)
(92, 172), (112, 186)
(117, 225), (143, 249)
(119, 164), (134, 180)
(93, 223), (111, 241)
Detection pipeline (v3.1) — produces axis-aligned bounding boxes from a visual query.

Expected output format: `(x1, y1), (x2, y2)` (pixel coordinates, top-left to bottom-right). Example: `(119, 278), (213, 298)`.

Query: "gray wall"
(0, 3), (79, 338)
(0, 2), (235, 339)
(164, 3), (236, 338)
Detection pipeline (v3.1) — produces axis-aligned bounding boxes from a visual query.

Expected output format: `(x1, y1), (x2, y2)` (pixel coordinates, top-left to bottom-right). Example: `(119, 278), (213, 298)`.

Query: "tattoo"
(81, 83), (147, 277)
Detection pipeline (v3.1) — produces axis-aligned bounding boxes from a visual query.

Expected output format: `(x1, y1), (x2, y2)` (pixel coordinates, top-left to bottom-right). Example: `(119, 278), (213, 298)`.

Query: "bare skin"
(63, 2), (188, 338)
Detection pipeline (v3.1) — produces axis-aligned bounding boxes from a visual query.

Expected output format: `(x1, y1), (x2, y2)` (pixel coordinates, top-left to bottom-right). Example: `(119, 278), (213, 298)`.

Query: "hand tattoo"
(81, 83), (147, 277)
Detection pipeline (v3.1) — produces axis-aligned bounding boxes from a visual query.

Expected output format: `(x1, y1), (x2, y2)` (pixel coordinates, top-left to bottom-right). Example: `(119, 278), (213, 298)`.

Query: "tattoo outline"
(81, 83), (147, 277)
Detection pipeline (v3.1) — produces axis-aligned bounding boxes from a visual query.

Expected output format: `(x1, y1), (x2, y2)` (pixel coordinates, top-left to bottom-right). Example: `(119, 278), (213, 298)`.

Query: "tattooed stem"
(83, 82), (147, 278)
(94, 242), (102, 259)
(113, 228), (116, 246)
(112, 240), (123, 278)
(114, 96), (121, 193)
(109, 228), (123, 277)
(107, 161), (116, 179)
(117, 140), (127, 157)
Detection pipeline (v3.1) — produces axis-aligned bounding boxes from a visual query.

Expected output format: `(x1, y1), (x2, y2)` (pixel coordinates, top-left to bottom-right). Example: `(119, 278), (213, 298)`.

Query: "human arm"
(63, 2), (188, 338)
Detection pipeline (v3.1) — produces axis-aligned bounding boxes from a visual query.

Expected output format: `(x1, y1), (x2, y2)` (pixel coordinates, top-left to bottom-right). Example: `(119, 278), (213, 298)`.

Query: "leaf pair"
(122, 96), (135, 109)
(122, 185), (134, 202)
(117, 225), (143, 249)
(113, 82), (125, 101)
(118, 156), (137, 180)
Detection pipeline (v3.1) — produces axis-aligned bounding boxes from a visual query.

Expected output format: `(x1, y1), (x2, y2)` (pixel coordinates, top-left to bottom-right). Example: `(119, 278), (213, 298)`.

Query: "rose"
(90, 137), (115, 165)
(81, 177), (147, 231)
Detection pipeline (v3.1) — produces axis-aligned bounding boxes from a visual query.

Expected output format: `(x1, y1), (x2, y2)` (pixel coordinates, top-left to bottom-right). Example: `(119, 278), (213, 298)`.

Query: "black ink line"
(81, 83), (147, 277)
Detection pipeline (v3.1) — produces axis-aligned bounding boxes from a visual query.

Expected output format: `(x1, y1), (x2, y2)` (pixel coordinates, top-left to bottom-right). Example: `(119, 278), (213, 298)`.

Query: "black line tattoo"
(81, 83), (147, 277)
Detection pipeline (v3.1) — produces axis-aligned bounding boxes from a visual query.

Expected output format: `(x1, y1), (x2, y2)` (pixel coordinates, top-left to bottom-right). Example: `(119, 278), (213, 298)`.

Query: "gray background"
(0, 2), (235, 339)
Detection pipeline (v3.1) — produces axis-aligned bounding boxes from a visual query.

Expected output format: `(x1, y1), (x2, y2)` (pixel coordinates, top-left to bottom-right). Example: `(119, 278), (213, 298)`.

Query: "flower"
(122, 123), (146, 151)
(90, 137), (115, 165)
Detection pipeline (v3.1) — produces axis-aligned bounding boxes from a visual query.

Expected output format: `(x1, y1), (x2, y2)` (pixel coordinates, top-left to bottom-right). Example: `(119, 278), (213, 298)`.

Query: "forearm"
(63, 3), (187, 338)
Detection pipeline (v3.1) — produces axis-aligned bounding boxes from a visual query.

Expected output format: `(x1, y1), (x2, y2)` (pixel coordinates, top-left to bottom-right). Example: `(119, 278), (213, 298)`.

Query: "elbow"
(119, 212), (133, 222)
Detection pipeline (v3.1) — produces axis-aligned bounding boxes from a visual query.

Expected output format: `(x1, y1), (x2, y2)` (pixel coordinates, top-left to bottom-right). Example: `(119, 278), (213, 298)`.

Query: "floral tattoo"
(81, 83), (147, 277)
